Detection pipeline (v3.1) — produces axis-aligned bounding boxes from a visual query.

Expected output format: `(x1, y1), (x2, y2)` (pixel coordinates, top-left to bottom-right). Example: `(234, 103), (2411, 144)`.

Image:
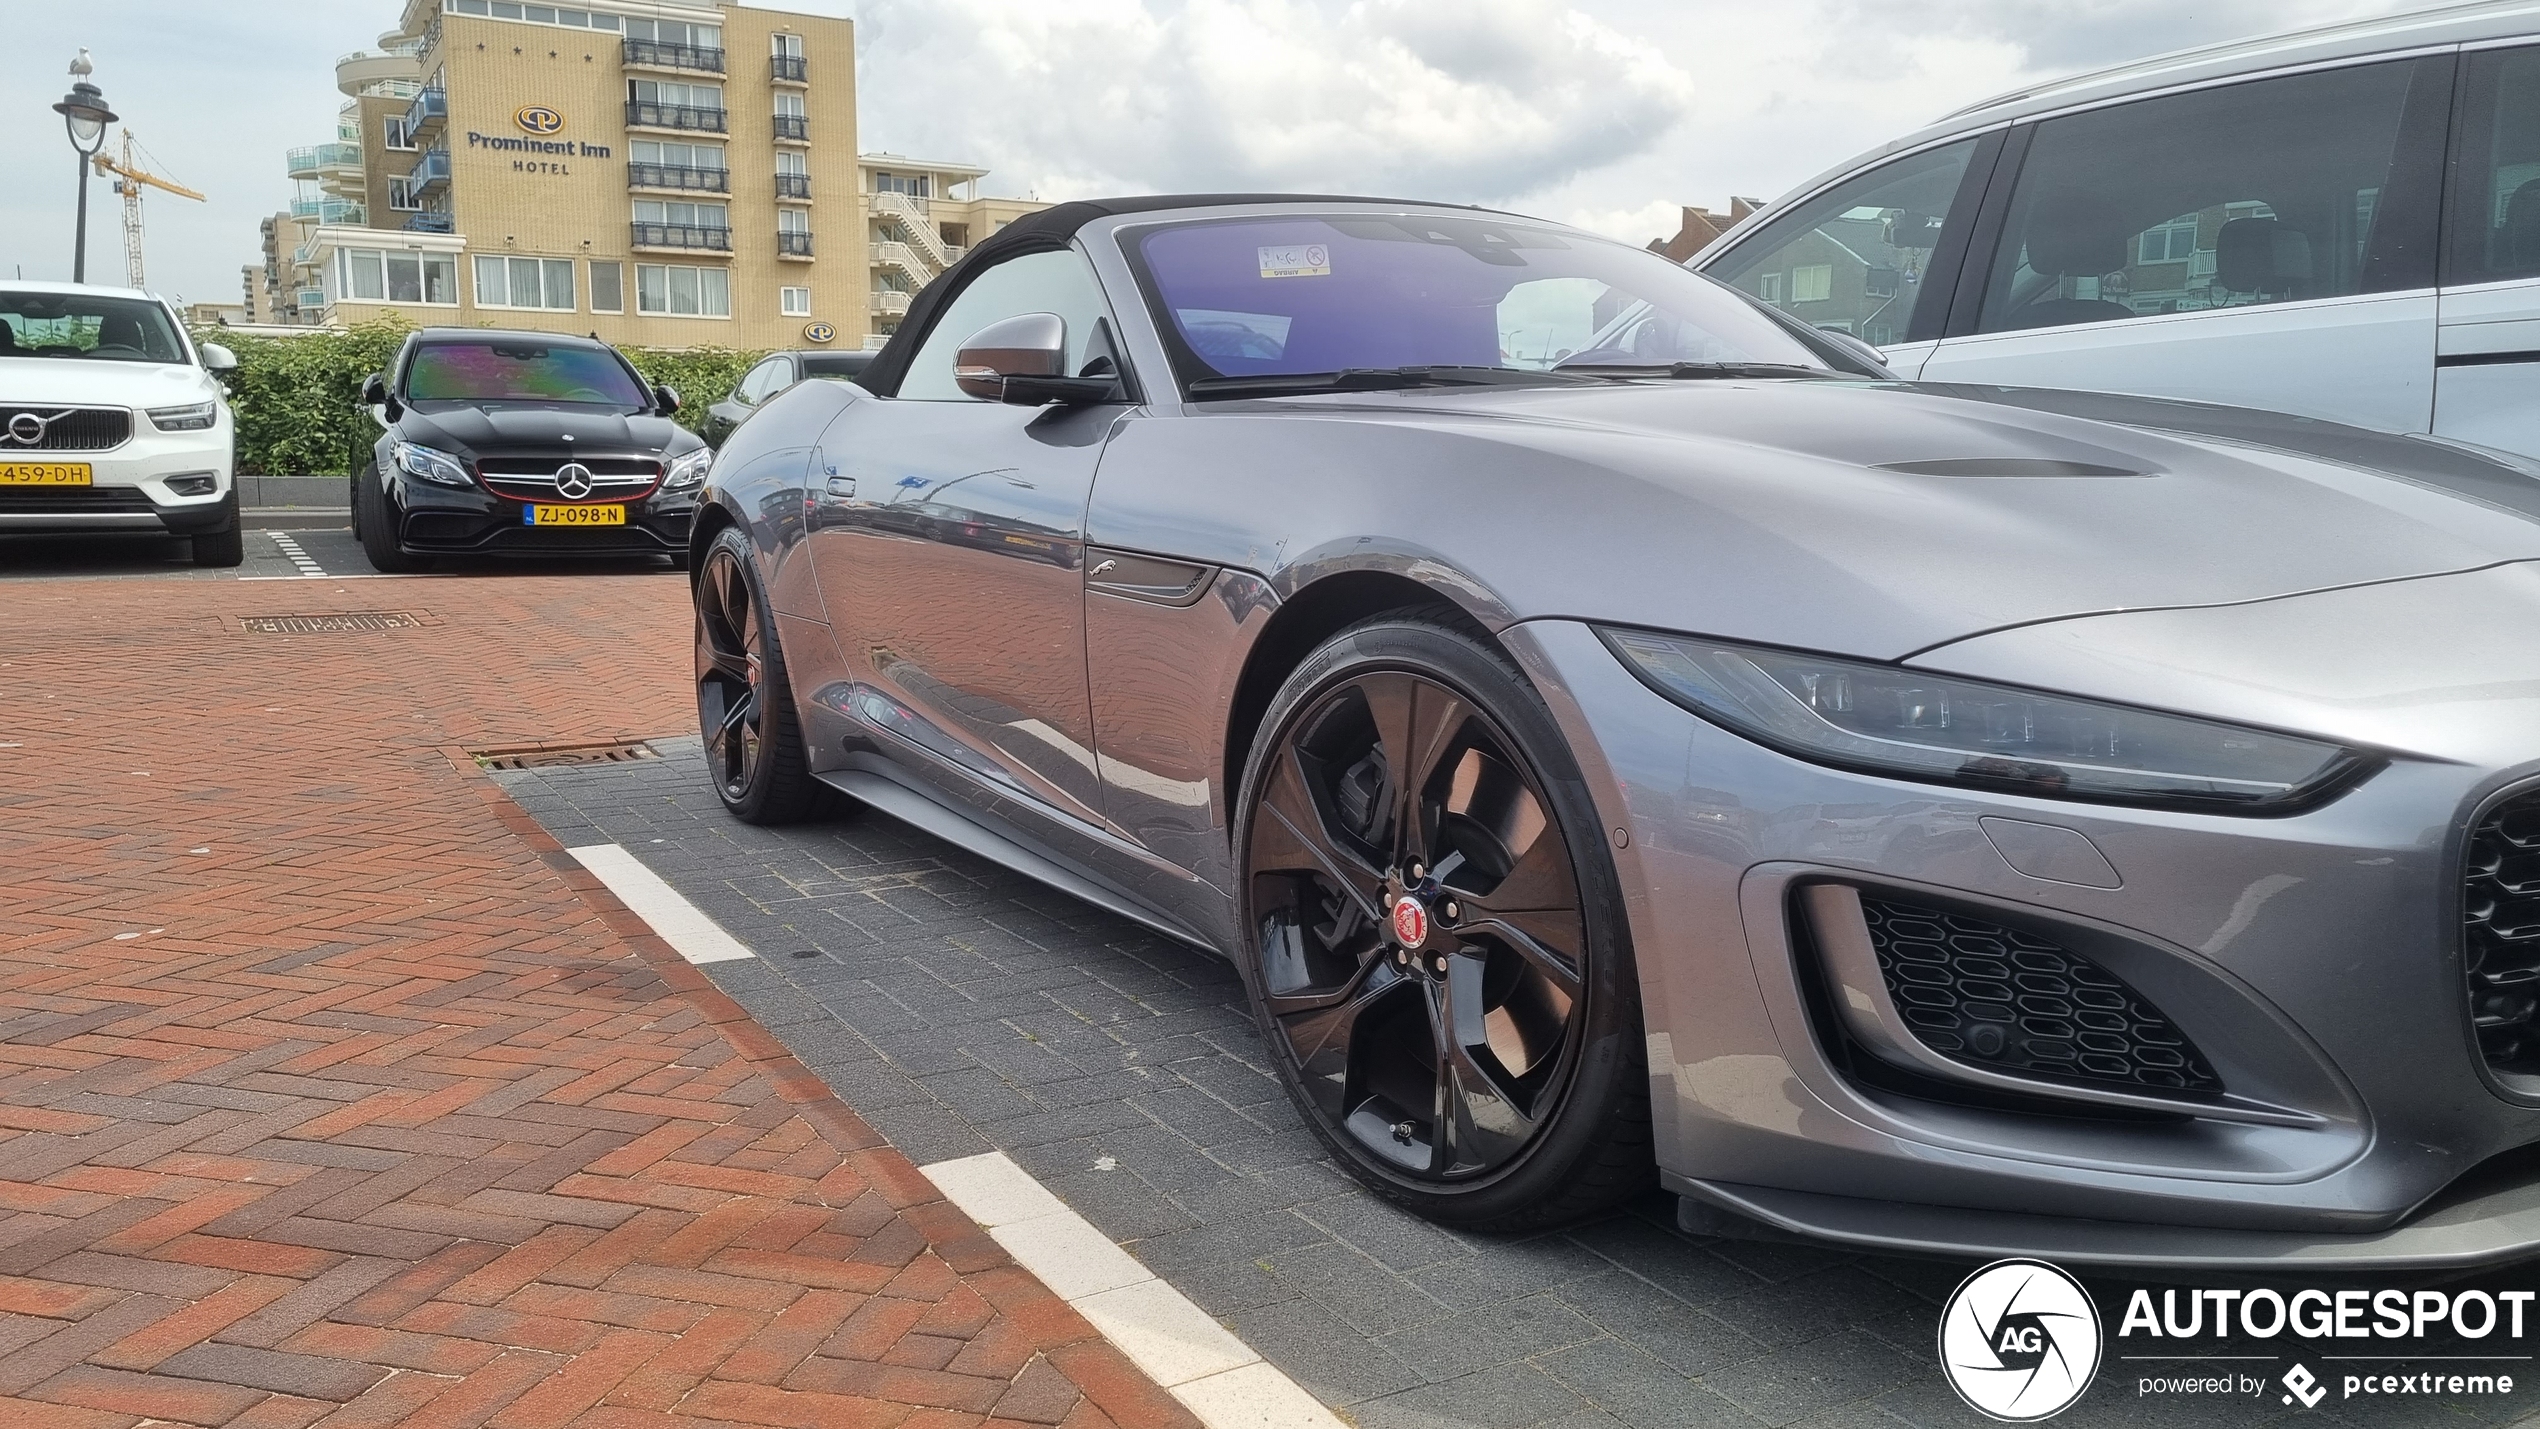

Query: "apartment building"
(277, 0), (868, 350)
(858, 155), (1043, 342)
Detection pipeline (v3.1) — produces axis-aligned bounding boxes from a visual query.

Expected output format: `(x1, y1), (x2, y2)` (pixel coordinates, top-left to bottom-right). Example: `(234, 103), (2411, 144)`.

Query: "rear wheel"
(1235, 617), (1651, 1231)
(355, 463), (421, 574)
(695, 526), (825, 824)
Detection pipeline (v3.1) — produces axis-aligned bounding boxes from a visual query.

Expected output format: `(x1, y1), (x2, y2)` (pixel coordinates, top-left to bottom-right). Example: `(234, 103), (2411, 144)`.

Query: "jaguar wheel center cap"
(1391, 895), (1429, 951)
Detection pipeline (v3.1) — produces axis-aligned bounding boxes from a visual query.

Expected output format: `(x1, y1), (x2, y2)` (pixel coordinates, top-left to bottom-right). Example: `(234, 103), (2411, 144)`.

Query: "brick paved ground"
(0, 574), (1190, 1429)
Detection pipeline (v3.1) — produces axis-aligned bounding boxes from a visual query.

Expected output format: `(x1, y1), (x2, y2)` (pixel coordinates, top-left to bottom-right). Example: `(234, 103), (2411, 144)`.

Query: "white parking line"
(565, 843), (753, 963)
(553, 841), (1340, 1429)
(269, 530), (326, 577)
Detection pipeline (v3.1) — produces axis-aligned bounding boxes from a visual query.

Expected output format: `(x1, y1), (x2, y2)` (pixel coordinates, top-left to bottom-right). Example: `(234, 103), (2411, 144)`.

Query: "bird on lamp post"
(52, 50), (118, 285)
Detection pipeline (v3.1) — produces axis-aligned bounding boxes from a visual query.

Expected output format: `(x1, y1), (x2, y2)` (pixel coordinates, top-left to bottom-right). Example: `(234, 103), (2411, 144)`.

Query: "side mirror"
(655, 384), (682, 416)
(360, 372), (399, 424)
(954, 312), (1116, 405)
(199, 342), (237, 373)
(1811, 325), (1891, 375)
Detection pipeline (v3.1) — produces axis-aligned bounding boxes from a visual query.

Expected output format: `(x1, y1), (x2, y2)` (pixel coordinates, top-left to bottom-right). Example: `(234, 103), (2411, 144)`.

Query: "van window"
(1707, 139), (1982, 348)
(2452, 46), (2540, 284)
(1976, 59), (2434, 334)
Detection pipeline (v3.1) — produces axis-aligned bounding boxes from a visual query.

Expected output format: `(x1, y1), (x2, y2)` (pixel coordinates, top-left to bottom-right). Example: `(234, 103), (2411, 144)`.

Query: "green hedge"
(199, 317), (766, 476)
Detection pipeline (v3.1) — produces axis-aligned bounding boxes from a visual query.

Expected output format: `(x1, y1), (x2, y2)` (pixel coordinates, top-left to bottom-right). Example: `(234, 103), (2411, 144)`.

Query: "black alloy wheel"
(694, 526), (824, 823)
(1237, 617), (1650, 1230)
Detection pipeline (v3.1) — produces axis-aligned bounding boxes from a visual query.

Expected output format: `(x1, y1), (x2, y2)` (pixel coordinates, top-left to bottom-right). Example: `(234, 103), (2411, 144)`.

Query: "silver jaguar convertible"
(689, 195), (2540, 1268)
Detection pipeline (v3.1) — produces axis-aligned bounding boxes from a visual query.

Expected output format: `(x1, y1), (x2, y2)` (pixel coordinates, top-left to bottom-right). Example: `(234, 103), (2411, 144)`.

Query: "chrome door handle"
(825, 476), (856, 498)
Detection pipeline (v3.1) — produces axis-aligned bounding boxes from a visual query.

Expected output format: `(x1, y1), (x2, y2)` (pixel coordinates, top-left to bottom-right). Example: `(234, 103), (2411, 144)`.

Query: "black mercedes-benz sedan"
(352, 328), (710, 572)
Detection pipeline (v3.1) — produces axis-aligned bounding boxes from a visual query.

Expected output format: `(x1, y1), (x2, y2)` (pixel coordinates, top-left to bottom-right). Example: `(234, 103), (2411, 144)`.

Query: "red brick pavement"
(0, 575), (1196, 1429)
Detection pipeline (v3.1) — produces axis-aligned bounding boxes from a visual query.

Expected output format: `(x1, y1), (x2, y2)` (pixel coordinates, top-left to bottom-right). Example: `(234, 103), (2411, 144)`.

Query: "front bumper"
(1503, 616), (2540, 1269)
(0, 417), (233, 535)
(383, 465), (696, 557)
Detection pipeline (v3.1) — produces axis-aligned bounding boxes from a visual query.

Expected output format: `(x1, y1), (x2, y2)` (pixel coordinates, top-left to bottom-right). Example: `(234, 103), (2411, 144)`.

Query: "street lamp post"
(51, 51), (117, 285)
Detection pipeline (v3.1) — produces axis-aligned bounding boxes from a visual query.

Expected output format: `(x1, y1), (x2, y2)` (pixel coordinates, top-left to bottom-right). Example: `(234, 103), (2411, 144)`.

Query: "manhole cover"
(473, 741), (661, 771)
(239, 612), (421, 634)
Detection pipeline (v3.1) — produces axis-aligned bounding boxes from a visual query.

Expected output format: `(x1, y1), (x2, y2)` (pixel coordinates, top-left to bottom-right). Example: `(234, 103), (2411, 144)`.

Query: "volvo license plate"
(525, 503), (627, 526)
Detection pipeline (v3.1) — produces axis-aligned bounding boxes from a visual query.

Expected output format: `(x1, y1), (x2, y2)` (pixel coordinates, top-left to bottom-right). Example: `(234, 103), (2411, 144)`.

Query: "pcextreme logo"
(1939, 1259), (2103, 1421)
(516, 104), (566, 136)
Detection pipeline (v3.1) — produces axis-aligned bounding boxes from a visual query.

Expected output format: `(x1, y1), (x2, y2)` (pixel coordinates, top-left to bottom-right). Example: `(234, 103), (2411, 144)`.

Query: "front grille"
(0, 487), (155, 513)
(1861, 895), (2221, 1092)
(0, 406), (130, 451)
(473, 456), (660, 504)
(2465, 788), (2540, 1074)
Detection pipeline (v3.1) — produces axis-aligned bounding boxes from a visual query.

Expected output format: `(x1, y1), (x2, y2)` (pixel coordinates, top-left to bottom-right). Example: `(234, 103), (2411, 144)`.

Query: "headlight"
(145, 401), (219, 433)
(663, 447), (713, 490)
(1599, 628), (2372, 814)
(392, 440), (473, 488)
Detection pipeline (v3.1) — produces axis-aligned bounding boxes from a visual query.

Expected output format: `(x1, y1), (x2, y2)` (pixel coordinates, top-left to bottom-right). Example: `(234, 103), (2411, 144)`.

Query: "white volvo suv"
(0, 282), (242, 566)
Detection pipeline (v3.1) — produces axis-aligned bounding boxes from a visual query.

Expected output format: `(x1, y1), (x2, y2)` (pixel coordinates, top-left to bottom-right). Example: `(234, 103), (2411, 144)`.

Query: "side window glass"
(2453, 46), (2540, 285)
(1706, 138), (1980, 348)
(900, 250), (1119, 401)
(736, 358), (782, 405)
(1978, 59), (2420, 334)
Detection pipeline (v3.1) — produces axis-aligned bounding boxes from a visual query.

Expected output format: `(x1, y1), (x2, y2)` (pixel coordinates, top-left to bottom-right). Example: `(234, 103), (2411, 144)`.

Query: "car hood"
(395, 404), (695, 457)
(1297, 379), (2540, 660)
(0, 358), (219, 407)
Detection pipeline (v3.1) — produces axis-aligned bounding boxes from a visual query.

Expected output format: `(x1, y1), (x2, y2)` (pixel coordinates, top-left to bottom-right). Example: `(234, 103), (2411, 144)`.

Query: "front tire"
(191, 498), (244, 568)
(355, 462), (421, 574)
(1235, 616), (1652, 1232)
(695, 526), (825, 824)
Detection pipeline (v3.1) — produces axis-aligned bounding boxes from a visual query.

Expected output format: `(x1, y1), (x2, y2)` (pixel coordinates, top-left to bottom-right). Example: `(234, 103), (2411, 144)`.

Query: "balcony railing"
(628, 162), (730, 193)
(872, 290), (911, 315)
(285, 143), (363, 178)
(403, 210), (454, 234)
(776, 173), (812, 200)
(623, 38), (724, 73)
(773, 114), (809, 142)
(290, 197), (366, 225)
(632, 222), (732, 251)
(625, 100), (727, 133)
(872, 240), (927, 275)
(407, 146), (451, 191)
(872, 189), (930, 220)
(771, 54), (807, 83)
(404, 86), (447, 138)
(778, 231), (813, 258)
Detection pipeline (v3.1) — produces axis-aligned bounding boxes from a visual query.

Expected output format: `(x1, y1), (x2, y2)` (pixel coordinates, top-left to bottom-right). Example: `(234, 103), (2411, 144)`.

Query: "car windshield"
(403, 341), (650, 408)
(0, 292), (188, 364)
(1127, 214), (1827, 390)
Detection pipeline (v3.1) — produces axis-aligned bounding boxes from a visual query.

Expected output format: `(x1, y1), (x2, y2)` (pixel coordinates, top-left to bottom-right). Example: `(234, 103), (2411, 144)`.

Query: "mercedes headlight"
(1599, 629), (2373, 814)
(145, 401), (219, 433)
(664, 447), (713, 490)
(392, 440), (473, 488)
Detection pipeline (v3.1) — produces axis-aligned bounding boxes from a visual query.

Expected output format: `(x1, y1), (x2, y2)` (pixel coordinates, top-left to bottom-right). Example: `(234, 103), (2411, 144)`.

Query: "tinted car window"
(0, 292), (186, 364)
(736, 357), (789, 405)
(901, 250), (1117, 401)
(802, 351), (874, 380)
(1707, 139), (1981, 348)
(2452, 46), (2540, 284)
(1131, 214), (1822, 381)
(1977, 59), (2426, 334)
(403, 341), (650, 408)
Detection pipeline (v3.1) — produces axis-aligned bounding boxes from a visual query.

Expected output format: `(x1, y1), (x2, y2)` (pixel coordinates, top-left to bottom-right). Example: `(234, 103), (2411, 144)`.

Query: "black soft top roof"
(860, 193), (1498, 395)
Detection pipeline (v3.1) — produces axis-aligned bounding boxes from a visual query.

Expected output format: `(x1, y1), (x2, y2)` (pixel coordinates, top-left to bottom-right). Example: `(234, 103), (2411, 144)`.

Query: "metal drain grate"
(239, 612), (421, 635)
(473, 741), (661, 771)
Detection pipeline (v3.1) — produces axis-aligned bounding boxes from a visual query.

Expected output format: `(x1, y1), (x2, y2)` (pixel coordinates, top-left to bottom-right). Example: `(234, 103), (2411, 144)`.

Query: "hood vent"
(1877, 458), (2149, 478)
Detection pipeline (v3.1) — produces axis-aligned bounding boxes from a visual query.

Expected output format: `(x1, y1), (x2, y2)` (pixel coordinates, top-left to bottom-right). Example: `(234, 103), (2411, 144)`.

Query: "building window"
(781, 286), (811, 317)
(2137, 216), (2201, 265)
(1789, 264), (1833, 303)
(636, 263), (731, 317)
(777, 208), (811, 235)
(772, 33), (805, 58)
(777, 151), (808, 179)
(590, 260), (625, 314)
(387, 178), (420, 212)
(630, 139), (725, 171)
(624, 16), (720, 48)
(1759, 272), (1783, 303)
(443, 0), (624, 30)
(336, 247), (458, 305)
(634, 199), (729, 231)
(872, 171), (930, 197)
(473, 255), (578, 310)
(630, 79), (723, 111)
(385, 117), (415, 152)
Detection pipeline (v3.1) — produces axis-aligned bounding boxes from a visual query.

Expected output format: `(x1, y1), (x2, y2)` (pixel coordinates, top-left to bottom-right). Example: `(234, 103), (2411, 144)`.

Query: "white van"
(1693, 1), (2540, 461)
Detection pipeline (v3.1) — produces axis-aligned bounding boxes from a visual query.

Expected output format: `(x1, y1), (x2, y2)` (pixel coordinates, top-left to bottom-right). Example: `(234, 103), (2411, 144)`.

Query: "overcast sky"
(0, 0), (2424, 309)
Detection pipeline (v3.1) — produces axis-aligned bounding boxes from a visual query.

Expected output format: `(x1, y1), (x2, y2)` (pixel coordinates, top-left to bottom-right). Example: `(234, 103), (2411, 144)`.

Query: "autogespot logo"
(1940, 1259), (2103, 1421)
(516, 104), (566, 136)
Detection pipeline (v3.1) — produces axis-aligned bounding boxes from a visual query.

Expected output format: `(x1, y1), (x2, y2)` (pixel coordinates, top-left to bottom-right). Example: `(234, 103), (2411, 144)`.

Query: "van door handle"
(825, 476), (856, 498)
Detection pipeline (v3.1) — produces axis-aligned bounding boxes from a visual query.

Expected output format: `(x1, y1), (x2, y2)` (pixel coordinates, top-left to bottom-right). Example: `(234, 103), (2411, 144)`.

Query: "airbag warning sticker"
(1259, 244), (1331, 279)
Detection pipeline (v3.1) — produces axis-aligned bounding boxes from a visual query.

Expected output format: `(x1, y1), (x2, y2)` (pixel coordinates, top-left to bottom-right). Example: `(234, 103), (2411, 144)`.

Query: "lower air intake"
(1860, 895), (2220, 1093)
(2464, 788), (2540, 1075)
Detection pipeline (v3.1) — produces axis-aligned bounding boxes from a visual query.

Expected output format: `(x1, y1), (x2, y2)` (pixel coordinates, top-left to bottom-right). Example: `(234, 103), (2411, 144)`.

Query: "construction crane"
(91, 130), (203, 290)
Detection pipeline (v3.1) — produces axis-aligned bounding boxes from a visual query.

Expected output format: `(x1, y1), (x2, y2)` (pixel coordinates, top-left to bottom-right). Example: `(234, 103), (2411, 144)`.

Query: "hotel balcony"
(629, 162), (730, 194)
(872, 290), (911, 316)
(771, 54), (807, 84)
(406, 146), (451, 194)
(632, 222), (733, 252)
(336, 45), (421, 98)
(773, 115), (809, 143)
(776, 173), (811, 200)
(285, 143), (363, 181)
(290, 197), (366, 225)
(403, 86), (447, 141)
(623, 39), (724, 74)
(778, 231), (814, 259)
(625, 100), (727, 134)
(403, 210), (455, 234)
